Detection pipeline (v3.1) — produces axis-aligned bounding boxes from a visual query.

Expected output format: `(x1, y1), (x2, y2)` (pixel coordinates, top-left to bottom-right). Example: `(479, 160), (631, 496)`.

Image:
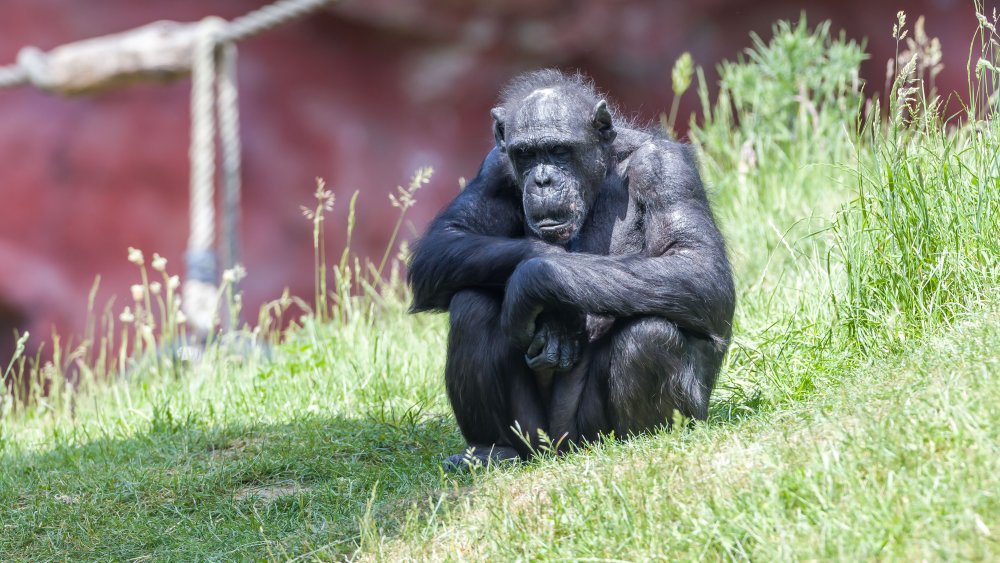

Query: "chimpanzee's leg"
(444, 289), (548, 466)
(577, 317), (724, 439)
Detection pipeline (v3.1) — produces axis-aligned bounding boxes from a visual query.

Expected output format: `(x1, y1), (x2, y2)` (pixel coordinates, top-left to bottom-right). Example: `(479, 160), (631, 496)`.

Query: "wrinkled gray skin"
(407, 70), (735, 470)
(492, 89), (614, 246)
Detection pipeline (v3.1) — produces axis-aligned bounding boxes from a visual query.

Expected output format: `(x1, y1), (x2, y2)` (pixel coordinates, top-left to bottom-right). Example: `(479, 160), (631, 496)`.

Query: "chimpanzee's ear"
(591, 100), (616, 142)
(490, 107), (507, 152)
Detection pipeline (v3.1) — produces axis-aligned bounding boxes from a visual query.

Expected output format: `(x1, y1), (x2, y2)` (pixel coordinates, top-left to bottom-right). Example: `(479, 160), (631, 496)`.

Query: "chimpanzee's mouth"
(536, 219), (574, 243)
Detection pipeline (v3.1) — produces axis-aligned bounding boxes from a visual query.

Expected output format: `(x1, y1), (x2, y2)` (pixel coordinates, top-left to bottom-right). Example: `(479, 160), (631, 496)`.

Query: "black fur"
(408, 70), (735, 463)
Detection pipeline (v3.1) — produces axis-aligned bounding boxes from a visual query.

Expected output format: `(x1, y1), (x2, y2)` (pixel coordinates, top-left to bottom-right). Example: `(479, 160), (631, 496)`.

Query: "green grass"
(2, 9), (1000, 560)
(0, 304), (459, 560)
(376, 310), (1000, 560)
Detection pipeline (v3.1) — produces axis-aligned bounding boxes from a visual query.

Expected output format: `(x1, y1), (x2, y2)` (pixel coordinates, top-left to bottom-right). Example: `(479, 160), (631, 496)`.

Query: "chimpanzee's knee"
(607, 317), (712, 434)
(445, 290), (545, 455)
(445, 291), (508, 443)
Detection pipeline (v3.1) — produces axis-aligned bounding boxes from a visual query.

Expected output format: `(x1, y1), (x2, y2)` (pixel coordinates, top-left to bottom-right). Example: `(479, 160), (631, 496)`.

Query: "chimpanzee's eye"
(550, 145), (571, 158)
(512, 148), (536, 168)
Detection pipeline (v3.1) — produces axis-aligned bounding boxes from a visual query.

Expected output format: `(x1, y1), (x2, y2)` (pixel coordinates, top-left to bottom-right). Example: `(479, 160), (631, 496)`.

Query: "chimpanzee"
(408, 69), (735, 467)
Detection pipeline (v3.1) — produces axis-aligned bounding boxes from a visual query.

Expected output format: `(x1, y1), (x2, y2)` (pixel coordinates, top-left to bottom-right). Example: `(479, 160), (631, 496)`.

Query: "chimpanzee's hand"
(524, 314), (582, 373)
(503, 255), (563, 348)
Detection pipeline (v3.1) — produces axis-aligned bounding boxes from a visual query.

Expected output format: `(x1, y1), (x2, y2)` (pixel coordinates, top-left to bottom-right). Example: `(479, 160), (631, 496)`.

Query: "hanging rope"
(217, 41), (242, 282)
(183, 17), (225, 338)
(0, 0), (339, 339)
(217, 40), (243, 333)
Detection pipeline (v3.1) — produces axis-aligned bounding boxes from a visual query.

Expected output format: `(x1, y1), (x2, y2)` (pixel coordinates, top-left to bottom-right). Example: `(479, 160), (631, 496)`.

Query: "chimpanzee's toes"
(442, 445), (520, 472)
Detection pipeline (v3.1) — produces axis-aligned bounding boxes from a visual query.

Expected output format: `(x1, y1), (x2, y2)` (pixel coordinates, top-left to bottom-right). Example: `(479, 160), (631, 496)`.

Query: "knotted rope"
(0, 0), (337, 92)
(0, 0), (339, 339)
(0, 65), (27, 89)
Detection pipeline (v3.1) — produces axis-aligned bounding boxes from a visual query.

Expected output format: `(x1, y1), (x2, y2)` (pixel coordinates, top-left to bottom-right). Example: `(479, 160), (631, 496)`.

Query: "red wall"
(0, 0), (978, 360)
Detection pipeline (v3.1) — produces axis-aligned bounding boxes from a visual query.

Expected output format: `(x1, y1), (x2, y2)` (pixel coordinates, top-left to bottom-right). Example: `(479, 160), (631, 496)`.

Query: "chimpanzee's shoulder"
(456, 145), (517, 203)
(617, 130), (704, 204)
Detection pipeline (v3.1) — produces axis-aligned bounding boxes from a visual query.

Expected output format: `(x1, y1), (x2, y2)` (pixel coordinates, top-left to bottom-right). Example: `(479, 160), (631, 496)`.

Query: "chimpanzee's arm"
(408, 147), (557, 312)
(501, 142), (736, 348)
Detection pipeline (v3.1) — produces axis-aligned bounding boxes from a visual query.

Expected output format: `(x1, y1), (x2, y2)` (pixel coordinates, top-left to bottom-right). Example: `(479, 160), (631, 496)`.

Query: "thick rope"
(183, 17), (225, 338)
(188, 18), (221, 256)
(0, 0), (340, 338)
(217, 40), (243, 331)
(0, 64), (28, 89)
(219, 0), (335, 44)
(0, 0), (337, 92)
(217, 41), (241, 279)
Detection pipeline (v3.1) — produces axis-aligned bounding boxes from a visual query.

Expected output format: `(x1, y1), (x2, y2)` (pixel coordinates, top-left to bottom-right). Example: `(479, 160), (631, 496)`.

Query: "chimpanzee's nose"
(534, 166), (553, 187)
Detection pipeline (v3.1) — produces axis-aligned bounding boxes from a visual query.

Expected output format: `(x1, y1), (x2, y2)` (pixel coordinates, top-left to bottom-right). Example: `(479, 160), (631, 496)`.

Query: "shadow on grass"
(0, 410), (466, 560)
(0, 373), (786, 560)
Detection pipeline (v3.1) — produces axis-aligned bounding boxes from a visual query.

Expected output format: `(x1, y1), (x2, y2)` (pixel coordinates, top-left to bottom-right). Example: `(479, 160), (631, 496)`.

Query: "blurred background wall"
(0, 0), (978, 361)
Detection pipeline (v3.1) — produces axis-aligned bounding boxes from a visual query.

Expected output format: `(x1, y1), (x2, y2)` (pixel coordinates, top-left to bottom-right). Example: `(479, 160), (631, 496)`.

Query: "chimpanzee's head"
(492, 70), (617, 244)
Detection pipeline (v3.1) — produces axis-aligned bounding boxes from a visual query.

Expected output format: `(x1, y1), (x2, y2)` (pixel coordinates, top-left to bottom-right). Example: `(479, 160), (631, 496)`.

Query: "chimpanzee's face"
(493, 89), (615, 244)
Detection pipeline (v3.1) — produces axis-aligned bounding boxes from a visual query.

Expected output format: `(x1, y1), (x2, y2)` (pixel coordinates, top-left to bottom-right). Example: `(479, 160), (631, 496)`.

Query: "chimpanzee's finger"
(557, 336), (578, 371)
(542, 333), (560, 367)
(526, 326), (548, 359)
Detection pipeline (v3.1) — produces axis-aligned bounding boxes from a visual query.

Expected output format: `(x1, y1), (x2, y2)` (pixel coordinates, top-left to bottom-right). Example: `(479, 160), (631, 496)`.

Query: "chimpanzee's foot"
(442, 445), (520, 472)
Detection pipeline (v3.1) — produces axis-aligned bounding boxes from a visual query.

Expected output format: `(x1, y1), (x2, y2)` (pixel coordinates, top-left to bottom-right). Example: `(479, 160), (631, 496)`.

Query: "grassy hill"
(2, 12), (999, 560)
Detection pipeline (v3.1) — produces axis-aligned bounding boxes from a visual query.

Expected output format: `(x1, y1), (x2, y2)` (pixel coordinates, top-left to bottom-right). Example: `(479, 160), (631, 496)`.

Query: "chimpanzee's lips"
(536, 220), (573, 242)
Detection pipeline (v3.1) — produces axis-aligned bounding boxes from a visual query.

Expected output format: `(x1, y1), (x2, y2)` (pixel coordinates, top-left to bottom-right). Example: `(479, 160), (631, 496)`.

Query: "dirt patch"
(53, 493), (79, 505)
(234, 482), (307, 502)
(209, 436), (266, 460)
